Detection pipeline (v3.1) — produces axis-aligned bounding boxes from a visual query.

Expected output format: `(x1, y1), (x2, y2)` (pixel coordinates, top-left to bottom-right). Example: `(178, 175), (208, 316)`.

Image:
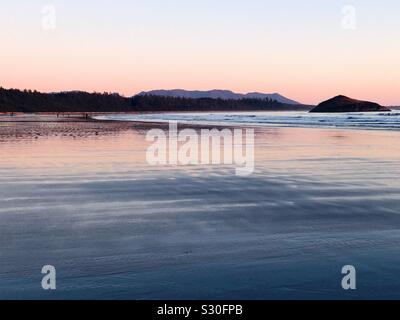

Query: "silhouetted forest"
(131, 95), (303, 111)
(0, 88), (131, 112)
(0, 87), (311, 113)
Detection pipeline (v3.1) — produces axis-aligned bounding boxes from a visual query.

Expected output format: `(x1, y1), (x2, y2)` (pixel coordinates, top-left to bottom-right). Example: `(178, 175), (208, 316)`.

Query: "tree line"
(0, 87), (309, 113)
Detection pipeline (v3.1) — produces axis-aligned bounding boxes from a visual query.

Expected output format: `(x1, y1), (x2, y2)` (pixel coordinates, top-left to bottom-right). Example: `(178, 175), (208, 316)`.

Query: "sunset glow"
(1, 0), (399, 105)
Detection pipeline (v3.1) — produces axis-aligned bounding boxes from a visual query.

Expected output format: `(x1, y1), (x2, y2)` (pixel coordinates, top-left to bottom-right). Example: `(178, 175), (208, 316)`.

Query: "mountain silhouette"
(139, 89), (300, 105)
(0, 87), (310, 112)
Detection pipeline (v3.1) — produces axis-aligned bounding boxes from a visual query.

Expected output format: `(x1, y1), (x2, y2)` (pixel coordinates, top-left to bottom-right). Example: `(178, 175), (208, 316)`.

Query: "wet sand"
(1, 115), (400, 299)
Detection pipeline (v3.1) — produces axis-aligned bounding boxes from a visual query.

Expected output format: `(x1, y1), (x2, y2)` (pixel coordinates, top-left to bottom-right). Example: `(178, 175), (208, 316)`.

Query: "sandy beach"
(1, 114), (400, 299)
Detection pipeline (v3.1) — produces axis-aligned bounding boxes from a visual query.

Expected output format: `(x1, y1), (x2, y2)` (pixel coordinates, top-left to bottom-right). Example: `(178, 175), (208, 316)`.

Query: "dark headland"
(310, 95), (391, 113)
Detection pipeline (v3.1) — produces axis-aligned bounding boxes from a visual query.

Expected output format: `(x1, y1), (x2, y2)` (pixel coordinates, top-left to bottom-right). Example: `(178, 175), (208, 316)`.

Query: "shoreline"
(2, 112), (400, 134)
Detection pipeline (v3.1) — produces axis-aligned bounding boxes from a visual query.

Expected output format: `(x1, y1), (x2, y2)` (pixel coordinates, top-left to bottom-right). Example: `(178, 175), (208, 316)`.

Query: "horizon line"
(2, 85), (399, 107)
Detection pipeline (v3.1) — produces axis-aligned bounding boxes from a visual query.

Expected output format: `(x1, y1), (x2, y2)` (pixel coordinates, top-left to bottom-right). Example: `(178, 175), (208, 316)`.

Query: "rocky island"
(310, 95), (391, 113)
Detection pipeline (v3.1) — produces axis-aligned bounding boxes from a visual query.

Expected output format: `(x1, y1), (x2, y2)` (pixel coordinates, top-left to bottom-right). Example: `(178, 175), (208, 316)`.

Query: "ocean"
(95, 111), (400, 131)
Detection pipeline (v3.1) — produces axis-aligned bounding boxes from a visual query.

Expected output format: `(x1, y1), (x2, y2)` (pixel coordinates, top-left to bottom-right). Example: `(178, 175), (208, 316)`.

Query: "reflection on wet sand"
(1, 119), (400, 299)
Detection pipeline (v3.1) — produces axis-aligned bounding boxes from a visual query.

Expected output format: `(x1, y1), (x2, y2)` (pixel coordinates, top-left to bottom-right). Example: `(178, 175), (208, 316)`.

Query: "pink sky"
(1, 1), (399, 105)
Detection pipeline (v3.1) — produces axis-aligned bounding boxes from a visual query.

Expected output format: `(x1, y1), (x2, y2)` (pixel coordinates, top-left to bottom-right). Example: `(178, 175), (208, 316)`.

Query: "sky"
(0, 0), (399, 105)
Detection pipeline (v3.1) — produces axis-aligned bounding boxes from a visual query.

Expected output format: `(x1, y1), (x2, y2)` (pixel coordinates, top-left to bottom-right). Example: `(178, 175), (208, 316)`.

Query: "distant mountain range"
(0, 87), (311, 113)
(139, 89), (300, 105)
